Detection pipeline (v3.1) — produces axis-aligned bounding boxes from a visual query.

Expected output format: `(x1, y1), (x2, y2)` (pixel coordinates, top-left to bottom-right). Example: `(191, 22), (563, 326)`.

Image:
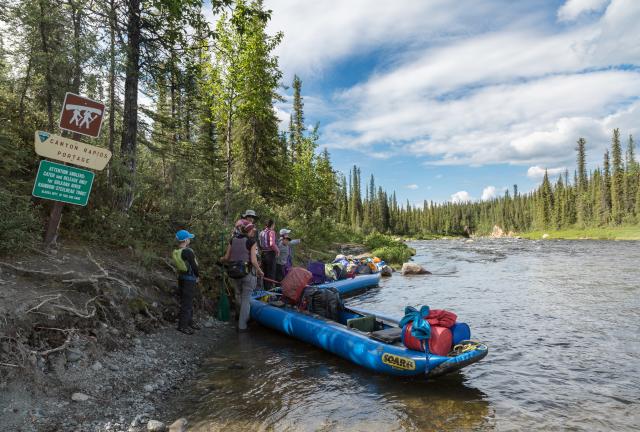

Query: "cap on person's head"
(176, 229), (195, 241)
(242, 209), (257, 218)
(279, 228), (291, 236)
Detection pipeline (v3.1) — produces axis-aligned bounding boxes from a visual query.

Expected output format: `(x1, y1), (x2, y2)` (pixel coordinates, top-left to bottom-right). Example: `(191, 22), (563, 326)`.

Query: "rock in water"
(380, 265), (393, 277)
(71, 393), (90, 402)
(401, 262), (431, 275)
(147, 420), (166, 431)
(168, 418), (188, 432)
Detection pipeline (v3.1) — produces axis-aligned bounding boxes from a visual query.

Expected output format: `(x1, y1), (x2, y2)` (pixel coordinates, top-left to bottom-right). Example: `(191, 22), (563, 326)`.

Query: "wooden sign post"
(41, 93), (107, 247)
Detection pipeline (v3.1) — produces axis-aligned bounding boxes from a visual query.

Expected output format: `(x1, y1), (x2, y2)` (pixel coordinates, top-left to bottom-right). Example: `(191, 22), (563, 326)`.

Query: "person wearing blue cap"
(172, 229), (200, 335)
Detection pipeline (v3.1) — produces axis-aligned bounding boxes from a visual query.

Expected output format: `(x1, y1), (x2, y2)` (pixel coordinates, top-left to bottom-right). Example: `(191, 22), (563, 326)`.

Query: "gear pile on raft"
(249, 265), (488, 378)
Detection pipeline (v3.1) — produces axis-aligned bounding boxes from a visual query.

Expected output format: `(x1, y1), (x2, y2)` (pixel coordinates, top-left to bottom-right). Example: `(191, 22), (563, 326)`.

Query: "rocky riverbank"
(0, 243), (234, 431)
(1, 317), (231, 432)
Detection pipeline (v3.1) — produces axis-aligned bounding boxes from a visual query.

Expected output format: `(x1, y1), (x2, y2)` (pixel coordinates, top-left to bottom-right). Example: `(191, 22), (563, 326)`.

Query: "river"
(167, 239), (640, 431)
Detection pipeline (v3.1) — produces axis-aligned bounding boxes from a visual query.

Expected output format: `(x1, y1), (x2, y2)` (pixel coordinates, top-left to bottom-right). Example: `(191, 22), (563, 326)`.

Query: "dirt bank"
(0, 244), (231, 431)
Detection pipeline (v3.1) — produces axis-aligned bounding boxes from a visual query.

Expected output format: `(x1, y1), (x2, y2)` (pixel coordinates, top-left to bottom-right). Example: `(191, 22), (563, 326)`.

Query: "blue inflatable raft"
(314, 273), (381, 296)
(250, 292), (488, 378)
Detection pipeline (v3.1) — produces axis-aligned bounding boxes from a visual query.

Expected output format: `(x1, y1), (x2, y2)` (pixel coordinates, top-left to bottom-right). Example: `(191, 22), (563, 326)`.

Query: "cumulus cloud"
(481, 186), (497, 201)
(263, 0), (640, 172)
(451, 191), (472, 203)
(318, 0), (640, 168)
(527, 166), (568, 179)
(557, 0), (610, 22)
(405, 184), (419, 190)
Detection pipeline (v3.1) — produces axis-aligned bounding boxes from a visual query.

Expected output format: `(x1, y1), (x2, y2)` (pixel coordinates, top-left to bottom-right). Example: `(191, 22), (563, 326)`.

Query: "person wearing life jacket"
(221, 222), (263, 332)
(259, 219), (279, 289)
(276, 228), (301, 281)
(172, 229), (200, 335)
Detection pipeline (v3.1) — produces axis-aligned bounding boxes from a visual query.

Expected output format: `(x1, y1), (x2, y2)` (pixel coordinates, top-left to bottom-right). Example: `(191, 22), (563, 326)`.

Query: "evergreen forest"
(1, 0), (638, 264)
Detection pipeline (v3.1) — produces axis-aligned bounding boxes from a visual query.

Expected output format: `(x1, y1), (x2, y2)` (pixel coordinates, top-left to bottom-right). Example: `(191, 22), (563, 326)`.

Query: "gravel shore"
(1, 316), (232, 432)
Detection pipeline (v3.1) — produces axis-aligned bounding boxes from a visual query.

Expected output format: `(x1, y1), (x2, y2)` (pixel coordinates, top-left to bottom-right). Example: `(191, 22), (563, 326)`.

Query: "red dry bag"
(281, 267), (313, 304)
(402, 323), (453, 356)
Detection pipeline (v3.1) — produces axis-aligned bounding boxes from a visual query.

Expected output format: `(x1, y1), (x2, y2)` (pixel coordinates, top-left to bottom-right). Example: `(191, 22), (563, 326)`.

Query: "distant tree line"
(339, 129), (639, 236)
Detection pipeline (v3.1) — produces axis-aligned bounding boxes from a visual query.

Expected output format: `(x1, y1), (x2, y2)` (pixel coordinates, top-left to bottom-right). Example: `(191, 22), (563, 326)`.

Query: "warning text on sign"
(32, 160), (94, 206)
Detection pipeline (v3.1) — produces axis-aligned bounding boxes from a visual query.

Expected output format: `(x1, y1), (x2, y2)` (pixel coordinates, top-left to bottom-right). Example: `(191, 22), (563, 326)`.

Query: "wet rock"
(168, 418), (188, 432)
(108, 363), (120, 372)
(401, 262), (431, 275)
(380, 265), (393, 277)
(71, 392), (90, 402)
(146, 419), (165, 431)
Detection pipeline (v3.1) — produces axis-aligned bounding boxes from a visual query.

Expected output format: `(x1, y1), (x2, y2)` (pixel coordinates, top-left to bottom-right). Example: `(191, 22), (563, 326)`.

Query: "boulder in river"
(401, 262), (431, 275)
(380, 265), (393, 277)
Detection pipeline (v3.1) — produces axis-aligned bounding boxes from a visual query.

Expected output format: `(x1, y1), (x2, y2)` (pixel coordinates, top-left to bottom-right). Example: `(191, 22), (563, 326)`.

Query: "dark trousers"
(262, 251), (276, 289)
(275, 263), (284, 282)
(178, 278), (197, 329)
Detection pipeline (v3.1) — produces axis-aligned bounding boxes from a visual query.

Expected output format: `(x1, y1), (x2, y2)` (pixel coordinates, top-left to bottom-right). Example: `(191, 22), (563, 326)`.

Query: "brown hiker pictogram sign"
(58, 92), (106, 138)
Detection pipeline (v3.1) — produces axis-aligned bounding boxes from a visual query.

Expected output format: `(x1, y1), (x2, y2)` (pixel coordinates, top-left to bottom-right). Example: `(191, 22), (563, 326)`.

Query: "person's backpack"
(172, 249), (189, 273)
(305, 287), (342, 321)
(259, 228), (272, 250)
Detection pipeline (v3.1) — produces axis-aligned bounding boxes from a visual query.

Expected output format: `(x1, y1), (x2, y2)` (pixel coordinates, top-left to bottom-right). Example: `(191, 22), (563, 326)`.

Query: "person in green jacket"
(173, 229), (201, 335)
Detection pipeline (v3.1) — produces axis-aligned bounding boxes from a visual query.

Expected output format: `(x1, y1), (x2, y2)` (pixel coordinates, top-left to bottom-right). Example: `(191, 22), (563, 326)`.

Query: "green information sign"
(32, 160), (94, 206)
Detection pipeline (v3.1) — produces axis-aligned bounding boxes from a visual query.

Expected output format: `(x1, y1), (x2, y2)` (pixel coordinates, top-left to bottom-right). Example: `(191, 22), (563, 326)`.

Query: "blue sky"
(262, 0), (640, 204)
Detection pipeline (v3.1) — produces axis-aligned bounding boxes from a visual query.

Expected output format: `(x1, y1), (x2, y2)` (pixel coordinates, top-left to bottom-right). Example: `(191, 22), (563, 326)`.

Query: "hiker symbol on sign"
(58, 92), (106, 138)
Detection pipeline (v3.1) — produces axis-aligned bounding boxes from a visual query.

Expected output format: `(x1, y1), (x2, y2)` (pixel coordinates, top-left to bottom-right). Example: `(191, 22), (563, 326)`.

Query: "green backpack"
(172, 248), (189, 273)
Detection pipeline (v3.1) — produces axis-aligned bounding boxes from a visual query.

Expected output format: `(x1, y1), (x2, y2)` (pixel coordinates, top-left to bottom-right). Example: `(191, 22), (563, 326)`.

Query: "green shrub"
(372, 245), (414, 265)
(0, 188), (40, 254)
(364, 232), (399, 250)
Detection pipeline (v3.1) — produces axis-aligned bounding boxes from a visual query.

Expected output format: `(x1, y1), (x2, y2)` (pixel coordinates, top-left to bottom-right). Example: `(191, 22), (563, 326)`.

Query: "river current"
(168, 239), (640, 431)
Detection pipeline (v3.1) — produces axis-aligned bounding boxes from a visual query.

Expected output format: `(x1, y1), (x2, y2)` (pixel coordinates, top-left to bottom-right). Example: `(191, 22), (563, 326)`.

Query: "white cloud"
(558, 0), (610, 22)
(265, 0), (521, 80)
(265, 0), (640, 172)
(451, 191), (472, 203)
(481, 186), (497, 201)
(405, 184), (419, 190)
(527, 166), (568, 179)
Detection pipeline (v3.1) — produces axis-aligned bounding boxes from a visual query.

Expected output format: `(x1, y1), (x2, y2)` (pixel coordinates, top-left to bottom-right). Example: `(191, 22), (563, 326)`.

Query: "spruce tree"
(610, 128), (624, 223)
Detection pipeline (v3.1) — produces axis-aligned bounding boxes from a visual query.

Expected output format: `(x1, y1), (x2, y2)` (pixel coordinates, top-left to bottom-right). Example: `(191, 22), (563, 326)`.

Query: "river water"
(168, 239), (640, 431)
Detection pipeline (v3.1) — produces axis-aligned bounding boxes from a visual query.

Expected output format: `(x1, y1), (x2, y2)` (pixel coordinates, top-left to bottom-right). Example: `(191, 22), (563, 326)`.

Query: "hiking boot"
(177, 327), (194, 335)
(189, 323), (202, 330)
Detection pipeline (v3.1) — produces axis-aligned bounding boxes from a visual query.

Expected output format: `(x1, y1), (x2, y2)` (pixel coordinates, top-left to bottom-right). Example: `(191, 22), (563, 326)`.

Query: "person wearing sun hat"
(276, 228), (301, 281)
(233, 209), (258, 236)
(172, 229), (200, 335)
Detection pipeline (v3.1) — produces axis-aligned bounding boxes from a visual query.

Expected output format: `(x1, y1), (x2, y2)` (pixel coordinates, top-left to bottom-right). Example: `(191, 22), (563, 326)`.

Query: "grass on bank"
(518, 226), (640, 240)
(364, 233), (416, 265)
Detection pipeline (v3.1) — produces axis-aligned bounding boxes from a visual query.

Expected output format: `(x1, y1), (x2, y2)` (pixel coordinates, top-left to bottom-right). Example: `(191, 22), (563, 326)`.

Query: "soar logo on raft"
(381, 353), (416, 370)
